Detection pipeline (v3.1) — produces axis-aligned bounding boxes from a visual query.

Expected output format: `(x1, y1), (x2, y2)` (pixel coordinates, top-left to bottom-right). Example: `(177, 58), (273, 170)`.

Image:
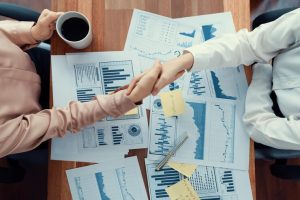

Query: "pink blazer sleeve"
(0, 20), (38, 47)
(0, 90), (136, 157)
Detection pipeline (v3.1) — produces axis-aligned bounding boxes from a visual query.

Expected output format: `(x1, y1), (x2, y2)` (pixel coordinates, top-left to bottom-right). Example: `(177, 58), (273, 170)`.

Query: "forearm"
(0, 90), (136, 157)
(243, 64), (300, 149)
(0, 20), (39, 47)
(185, 8), (300, 72)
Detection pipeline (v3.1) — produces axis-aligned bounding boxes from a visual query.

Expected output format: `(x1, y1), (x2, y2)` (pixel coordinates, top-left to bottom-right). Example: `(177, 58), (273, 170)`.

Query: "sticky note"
(125, 107), (139, 115)
(160, 89), (185, 117)
(167, 161), (197, 178)
(166, 179), (200, 200)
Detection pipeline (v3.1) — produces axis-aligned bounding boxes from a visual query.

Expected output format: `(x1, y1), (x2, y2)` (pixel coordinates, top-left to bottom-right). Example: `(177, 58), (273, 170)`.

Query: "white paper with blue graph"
(66, 157), (148, 200)
(124, 9), (199, 108)
(51, 52), (148, 163)
(147, 13), (249, 170)
(146, 160), (252, 200)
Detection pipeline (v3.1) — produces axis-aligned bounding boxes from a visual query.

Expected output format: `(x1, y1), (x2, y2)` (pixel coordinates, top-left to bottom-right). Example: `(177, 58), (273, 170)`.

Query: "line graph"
(149, 113), (177, 155)
(116, 167), (135, 200)
(95, 172), (111, 200)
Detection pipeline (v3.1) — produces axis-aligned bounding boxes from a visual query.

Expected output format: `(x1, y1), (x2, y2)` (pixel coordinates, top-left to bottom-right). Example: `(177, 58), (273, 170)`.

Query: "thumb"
(152, 76), (166, 96)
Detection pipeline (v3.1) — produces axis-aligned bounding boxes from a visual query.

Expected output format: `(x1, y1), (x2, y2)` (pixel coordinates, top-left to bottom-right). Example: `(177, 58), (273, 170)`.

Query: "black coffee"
(61, 17), (89, 41)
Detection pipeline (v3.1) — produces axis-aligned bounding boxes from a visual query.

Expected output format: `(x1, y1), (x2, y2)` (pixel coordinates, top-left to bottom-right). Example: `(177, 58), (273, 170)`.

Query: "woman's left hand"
(31, 9), (63, 41)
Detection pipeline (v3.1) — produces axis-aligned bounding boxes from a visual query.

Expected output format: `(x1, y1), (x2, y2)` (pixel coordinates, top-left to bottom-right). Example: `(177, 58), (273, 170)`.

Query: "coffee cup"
(56, 11), (92, 49)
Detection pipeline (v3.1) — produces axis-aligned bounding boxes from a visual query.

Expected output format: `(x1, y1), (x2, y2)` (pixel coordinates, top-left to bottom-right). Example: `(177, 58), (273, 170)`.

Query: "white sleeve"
(243, 63), (300, 150)
(185, 8), (300, 72)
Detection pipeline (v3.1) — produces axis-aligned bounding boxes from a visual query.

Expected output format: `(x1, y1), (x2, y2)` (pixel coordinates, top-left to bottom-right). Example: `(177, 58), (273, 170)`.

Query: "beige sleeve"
(0, 90), (136, 157)
(0, 20), (39, 48)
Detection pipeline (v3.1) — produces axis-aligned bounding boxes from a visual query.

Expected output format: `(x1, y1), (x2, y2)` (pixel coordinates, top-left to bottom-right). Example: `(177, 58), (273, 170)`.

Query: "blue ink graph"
(214, 104), (235, 162)
(128, 124), (141, 137)
(116, 168), (135, 200)
(150, 113), (177, 155)
(179, 29), (196, 38)
(112, 126), (123, 145)
(188, 72), (208, 96)
(74, 177), (85, 200)
(99, 60), (134, 94)
(211, 72), (237, 100)
(147, 164), (181, 199)
(74, 63), (100, 88)
(95, 172), (110, 200)
(130, 45), (173, 61)
(169, 82), (180, 91)
(97, 129), (107, 146)
(188, 166), (218, 195)
(111, 124), (142, 145)
(76, 89), (96, 102)
(188, 102), (206, 160)
(177, 41), (193, 48)
(202, 25), (217, 41)
(220, 170), (235, 193)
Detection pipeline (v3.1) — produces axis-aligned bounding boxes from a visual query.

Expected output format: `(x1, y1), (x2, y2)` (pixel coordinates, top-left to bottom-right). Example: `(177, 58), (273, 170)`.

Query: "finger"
(44, 11), (61, 24)
(126, 73), (144, 95)
(151, 76), (167, 96)
(175, 70), (185, 79)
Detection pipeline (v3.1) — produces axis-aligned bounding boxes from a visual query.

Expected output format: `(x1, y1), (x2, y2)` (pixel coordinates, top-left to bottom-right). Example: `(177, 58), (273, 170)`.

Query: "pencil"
(155, 132), (189, 171)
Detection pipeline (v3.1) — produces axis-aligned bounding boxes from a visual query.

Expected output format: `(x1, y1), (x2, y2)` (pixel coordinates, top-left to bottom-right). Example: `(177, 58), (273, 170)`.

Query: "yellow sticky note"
(125, 107), (139, 115)
(167, 161), (197, 178)
(160, 89), (185, 117)
(166, 179), (200, 200)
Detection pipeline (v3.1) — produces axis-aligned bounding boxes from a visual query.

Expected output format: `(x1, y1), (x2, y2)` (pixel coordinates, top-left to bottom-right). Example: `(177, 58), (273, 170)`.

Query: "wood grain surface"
(49, 1), (254, 199)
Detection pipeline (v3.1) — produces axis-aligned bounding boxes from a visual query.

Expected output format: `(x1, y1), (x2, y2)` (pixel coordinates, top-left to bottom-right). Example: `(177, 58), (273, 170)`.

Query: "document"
(51, 52), (148, 162)
(67, 157), (148, 200)
(147, 12), (249, 170)
(124, 9), (199, 108)
(166, 179), (199, 200)
(167, 161), (197, 178)
(146, 160), (253, 200)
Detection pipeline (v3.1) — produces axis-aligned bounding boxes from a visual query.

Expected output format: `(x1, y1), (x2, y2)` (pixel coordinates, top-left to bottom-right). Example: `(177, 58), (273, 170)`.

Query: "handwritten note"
(166, 179), (200, 200)
(167, 161), (197, 178)
(160, 89), (185, 117)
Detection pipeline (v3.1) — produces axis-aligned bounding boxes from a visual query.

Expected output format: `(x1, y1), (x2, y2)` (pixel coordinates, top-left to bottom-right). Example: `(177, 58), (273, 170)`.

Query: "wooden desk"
(48, 0), (255, 199)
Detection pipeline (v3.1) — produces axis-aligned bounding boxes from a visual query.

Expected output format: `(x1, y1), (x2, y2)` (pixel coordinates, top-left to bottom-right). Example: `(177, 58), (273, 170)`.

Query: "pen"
(155, 132), (189, 171)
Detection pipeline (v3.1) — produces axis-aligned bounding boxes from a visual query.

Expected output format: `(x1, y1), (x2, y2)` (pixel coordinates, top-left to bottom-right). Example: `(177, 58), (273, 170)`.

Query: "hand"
(31, 9), (63, 41)
(126, 60), (162, 103)
(127, 53), (194, 96)
(152, 53), (194, 95)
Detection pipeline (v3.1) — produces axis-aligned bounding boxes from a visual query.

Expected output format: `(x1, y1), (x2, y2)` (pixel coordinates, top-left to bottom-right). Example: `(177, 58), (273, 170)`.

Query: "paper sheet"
(167, 161), (197, 178)
(147, 12), (249, 170)
(51, 52), (148, 162)
(66, 157), (148, 200)
(146, 160), (253, 200)
(124, 9), (198, 109)
(160, 89), (185, 117)
(166, 179), (199, 200)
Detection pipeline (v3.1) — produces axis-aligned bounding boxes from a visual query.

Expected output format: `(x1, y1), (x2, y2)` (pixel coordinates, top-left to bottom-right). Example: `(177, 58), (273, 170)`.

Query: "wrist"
(30, 25), (42, 43)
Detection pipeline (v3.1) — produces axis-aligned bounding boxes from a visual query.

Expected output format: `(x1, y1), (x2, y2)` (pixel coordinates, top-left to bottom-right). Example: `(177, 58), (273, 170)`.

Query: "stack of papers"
(51, 9), (253, 200)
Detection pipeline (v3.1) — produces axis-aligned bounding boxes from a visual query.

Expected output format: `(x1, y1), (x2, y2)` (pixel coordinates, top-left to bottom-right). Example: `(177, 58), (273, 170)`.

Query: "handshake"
(126, 53), (194, 103)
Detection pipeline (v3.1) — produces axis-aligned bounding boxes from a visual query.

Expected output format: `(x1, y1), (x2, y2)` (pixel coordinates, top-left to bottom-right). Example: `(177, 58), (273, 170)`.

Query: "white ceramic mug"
(56, 11), (92, 49)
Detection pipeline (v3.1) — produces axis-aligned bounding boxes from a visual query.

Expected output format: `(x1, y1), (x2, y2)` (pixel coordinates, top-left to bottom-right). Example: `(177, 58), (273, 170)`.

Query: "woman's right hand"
(126, 60), (162, 103)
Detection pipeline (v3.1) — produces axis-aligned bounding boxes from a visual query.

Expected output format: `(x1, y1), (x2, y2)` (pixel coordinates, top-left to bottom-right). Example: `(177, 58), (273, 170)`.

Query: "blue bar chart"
(74, 63), (101, 88)
(149, 113), (177, 155)
(97, 129), (107, 146)
(220, 170), (235, 193)
(188, 72), (210, 96)
(147, 163), (181, 199)
(76, 88), (96, 102)
(99, 60), (134, 94)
